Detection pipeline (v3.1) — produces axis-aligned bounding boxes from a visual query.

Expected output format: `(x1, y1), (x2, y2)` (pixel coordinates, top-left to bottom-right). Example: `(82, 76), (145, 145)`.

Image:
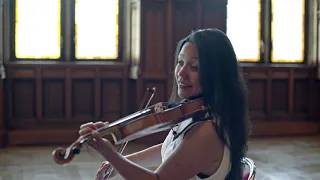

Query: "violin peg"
(72, 147), (81, 154)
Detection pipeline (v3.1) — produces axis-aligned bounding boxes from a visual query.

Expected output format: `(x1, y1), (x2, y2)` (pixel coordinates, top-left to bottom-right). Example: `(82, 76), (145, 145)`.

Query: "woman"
(79, 28), (251, 180)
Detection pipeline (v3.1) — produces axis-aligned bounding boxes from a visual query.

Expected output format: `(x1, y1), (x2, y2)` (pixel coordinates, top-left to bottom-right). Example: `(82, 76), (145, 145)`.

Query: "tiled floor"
(0, 135), (319, 180)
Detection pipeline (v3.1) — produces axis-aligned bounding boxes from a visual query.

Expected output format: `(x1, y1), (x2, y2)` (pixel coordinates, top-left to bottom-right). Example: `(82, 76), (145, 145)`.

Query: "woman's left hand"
(78, 121), (116, 159)
(87, 131), (116, 159)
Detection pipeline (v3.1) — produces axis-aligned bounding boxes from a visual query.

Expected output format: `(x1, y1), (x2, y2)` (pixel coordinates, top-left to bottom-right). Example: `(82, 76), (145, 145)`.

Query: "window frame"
(9, 0), (124, 62)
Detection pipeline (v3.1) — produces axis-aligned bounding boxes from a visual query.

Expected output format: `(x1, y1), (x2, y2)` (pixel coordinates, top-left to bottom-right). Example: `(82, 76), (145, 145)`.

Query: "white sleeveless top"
(161, 118), (231, 180)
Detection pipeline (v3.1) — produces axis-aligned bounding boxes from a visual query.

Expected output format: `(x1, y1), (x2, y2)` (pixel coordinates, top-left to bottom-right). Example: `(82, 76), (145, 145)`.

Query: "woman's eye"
(191, 66), (199, 71)
(177, 60), (184, 66)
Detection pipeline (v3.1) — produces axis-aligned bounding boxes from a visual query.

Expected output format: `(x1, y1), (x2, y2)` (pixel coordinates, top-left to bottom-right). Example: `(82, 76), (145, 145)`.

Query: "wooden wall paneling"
(201, 0), (227, 31)
(243, 66), (268, 120)
(315, 80), (320, 120)
(240, 65), (320, 137)
(12, 79), (36, 122)
(271, 79), (289, 118)
(293, 79), (310, 117)
(141, 1), (167, 75)
(0, 78), (5, 147)
(247, 79), (267, 120)
(266, 68), (272, 118)
(42, 79), (65, 120)
(4, 62), (128, 146)
(166, 0), (173, 99)
(130, 0), (170, 108)
(66, 68), (72, 121)
(71, 68), (96, 121)
(127, 79), (137, 114)
(101, 79), (122, 123)
(172, 0), (197, 47)
(293, 69), (311, 120)
(72, 78), (95, 120)
(36, 67), (42, 122)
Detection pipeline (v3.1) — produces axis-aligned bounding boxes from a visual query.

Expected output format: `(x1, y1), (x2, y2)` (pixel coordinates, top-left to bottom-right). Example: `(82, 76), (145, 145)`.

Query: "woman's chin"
(178, 91), (192, 99)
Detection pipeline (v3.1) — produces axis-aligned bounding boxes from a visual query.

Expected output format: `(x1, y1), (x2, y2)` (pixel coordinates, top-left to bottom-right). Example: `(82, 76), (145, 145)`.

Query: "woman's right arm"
(122, 143), (163, 170)
(101, 143), (163, 180)
(80, 121), (164, 170)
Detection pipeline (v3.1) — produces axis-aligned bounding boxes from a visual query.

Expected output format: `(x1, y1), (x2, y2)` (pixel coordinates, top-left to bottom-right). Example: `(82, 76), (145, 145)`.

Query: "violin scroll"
(52, 141), (82, 165)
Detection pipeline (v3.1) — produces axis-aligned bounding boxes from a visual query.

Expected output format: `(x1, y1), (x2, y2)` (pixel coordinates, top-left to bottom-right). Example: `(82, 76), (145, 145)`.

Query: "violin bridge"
(154, 102), (165, 113)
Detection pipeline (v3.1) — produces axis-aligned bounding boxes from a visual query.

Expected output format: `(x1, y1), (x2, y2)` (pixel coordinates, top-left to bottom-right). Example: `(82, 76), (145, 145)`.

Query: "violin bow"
(103, 87), (156, 179)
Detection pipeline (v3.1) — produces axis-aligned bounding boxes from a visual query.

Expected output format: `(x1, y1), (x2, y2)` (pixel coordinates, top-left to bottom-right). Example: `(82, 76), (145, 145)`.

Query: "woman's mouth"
(179, 83), (192, 89)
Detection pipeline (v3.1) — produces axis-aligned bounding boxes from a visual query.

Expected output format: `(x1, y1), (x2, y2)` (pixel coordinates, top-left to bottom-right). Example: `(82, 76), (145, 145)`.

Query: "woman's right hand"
(95, 161), (119, 180)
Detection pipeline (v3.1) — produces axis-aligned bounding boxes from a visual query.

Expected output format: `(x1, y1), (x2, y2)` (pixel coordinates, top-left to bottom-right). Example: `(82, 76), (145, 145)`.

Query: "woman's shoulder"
(181, 118), (219, 140)
(183, 119), (218, 139)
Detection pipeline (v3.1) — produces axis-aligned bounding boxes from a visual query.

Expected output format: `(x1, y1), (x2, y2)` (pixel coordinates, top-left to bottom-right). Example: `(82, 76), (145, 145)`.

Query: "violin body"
(52, 88), (210, 166)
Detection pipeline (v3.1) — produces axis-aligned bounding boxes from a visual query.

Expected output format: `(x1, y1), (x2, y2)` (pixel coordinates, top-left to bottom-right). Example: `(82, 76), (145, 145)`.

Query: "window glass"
(15, 0), (61, 59)
(227, 0), (261, 62)
(75, 0), (119, 60)
(271, 0), (305, 63)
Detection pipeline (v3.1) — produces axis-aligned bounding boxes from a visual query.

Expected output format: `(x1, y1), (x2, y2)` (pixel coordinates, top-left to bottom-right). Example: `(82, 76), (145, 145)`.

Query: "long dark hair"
(169, 28), (251, 180)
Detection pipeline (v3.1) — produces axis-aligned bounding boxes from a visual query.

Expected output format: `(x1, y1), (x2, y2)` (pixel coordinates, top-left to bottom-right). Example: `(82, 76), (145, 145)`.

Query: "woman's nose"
(177, 66), (188, 79)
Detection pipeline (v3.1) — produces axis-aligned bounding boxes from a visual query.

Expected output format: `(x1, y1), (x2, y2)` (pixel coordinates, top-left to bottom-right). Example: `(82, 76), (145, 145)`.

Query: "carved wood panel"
(42, 79), (65, 119)
(72, 79), (95, 118)
(101, 79), (122, 122)
(247, 79), (267, 119)
(142, 1), (167, 74)
(3, 62), (128, 145)
(201, 0), (227, 31)
(172, 0), (197, 46)
(12, 79), (36, 119)
(0, 79), (5, 147)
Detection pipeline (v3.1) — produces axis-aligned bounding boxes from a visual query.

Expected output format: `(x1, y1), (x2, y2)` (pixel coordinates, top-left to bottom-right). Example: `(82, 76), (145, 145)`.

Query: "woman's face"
(175, 42), (202, 99)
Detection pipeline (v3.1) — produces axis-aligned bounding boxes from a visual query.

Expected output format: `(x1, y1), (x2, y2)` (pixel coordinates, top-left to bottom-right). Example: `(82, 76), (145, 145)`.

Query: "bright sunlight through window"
(227, 0), (261, 62)
(271, 0), (304, 63)
(15, 0), (61, 59)
(75, 0), (119, 60)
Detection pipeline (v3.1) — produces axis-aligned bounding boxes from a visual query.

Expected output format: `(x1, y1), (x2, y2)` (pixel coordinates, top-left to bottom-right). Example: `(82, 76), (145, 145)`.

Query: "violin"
(52, 87), (210, 178)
